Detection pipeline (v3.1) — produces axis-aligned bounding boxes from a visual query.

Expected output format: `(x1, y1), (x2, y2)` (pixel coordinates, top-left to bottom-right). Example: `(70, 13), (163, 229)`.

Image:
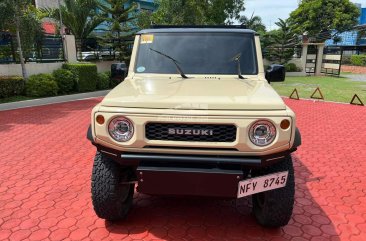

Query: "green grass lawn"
(272, 75), (366, 104)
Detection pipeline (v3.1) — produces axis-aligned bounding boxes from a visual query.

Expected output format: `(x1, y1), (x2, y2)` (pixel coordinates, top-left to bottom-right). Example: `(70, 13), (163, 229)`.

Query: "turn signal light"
(96, 115), (105, 125)
(280, 119), (291, 130)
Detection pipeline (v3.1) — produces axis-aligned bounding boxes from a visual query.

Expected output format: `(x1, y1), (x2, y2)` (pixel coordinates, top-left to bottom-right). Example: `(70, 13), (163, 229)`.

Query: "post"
(315, 43), (325, 76)
(301, 43), (308, 74)
(57, 0), (68, 62)
(64, 35), (77, 63)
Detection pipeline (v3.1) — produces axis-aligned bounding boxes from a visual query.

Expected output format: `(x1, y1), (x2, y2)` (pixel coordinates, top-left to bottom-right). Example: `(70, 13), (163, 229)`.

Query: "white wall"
(35, 0), (64, 8)
(0, 61), (119, 77)
(95, 61), (119, 73)
(263, 58), (303, 70)
(0, 63), (63, 77)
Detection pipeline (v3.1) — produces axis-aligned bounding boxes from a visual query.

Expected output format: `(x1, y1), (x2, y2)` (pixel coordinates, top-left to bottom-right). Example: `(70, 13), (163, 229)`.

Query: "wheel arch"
(292, 127), (302, 149)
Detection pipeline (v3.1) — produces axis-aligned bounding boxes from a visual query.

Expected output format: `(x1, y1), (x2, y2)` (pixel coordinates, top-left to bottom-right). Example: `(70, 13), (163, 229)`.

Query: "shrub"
(285, 63), (299, 72)
(0, 76), (25, 98)
(26, 74), (58, 97)
(350, 55), (366, 66)
(341, 56), (352, 65)
(63, 63), (97, 92)
(53, 69), (77, 94)
(97, 73), (110, 90)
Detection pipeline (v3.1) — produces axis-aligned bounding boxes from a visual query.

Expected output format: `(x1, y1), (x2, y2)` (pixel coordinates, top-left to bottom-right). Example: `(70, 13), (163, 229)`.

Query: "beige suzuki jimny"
(87, 26), (301, 227)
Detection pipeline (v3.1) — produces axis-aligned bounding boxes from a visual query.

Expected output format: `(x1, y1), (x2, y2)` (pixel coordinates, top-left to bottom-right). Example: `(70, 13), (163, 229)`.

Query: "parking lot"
(0, 98), (365, 241)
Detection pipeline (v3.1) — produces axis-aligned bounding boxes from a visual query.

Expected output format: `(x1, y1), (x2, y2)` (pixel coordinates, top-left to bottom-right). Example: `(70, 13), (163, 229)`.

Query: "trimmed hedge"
(0, 76), (25, 98)
(53, 69), (77, 94)
(63, 63), (97, 92)
(341, 56), (352, 65)
(350, 55), (366, 66)
(97, 73), (110, 90)
(26, 74), (59, 97)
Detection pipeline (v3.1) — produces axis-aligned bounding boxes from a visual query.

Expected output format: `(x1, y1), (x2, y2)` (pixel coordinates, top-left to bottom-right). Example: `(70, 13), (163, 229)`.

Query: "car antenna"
(149, 48), (189, 79)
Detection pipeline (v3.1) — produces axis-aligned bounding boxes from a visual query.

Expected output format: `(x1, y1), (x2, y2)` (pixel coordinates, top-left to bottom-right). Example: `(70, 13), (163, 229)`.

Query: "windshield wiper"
(232, 53), (246, 79)
(149, 48), (189, 79)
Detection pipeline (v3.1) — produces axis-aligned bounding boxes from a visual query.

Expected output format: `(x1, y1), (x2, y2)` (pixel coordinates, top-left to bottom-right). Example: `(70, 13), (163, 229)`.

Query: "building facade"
(326, 4), (366, 46)
(33, 0), (64, 9)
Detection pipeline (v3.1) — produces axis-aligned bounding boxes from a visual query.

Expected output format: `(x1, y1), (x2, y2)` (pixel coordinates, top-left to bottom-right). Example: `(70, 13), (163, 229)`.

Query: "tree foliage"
(149, 0), (245, 26)
(136, 9), (154, 30)
(264, 19), (297, 64)
(239, 12), (266, 33)
(98, 0), (137, 62)
(0, 1), (43, 54)
(42, 0), (104, 39)
(289, 0), (360, 41)
(0, 0), (42, 79)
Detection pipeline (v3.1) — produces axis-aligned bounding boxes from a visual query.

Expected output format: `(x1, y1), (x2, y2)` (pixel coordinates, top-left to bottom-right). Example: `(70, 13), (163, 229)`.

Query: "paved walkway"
(0, 90), (110, 111)
(341, 74), (366, 82)
(0, 98), (365, 241)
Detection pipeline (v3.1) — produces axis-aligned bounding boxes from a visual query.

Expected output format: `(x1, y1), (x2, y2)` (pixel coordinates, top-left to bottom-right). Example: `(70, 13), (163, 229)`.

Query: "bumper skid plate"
(137, 166), (243, 198)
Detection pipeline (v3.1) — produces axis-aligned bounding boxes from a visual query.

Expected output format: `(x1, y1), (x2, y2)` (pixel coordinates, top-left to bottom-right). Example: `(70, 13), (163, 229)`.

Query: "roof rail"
(151, 25), (248, 29)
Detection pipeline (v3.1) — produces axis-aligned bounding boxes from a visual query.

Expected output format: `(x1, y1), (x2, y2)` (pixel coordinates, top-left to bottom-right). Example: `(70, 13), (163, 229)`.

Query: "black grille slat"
(145, 123), (237, 142)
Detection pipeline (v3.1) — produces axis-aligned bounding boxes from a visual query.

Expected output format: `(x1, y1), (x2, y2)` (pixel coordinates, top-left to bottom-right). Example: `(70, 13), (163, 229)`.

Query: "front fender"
(87, 125), (94, 142)
(292, 128), (302, 149)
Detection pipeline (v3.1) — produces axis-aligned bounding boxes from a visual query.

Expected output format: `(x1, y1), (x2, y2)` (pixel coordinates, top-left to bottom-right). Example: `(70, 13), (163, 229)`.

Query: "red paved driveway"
(0, 99), (365, 241)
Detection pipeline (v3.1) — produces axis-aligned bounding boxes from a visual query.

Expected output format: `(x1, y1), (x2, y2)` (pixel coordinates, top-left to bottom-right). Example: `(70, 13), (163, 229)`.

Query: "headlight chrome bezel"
(249, 120), (277, 147)
(108, 117), (134, 142)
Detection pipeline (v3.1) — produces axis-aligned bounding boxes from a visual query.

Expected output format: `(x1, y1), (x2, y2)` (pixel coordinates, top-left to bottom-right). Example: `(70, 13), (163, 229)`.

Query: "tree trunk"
(15, 11), (28, 80)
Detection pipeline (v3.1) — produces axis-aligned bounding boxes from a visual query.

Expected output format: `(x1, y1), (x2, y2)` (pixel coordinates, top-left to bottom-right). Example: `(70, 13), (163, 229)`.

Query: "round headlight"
(249, 120), (276, 146)
(108, 117), (134, 142)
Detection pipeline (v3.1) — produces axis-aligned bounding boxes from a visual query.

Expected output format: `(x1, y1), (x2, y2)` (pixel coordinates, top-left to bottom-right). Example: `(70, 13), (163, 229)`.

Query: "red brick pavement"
(0, 98), (365, 241)
(341, 65), (366, 74)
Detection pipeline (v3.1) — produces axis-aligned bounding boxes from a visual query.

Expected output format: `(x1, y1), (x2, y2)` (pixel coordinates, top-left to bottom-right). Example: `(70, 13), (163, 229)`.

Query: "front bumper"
(88, 126), (300, 198)
(91, 143), (296, 198)
(90, 141), (296, 168)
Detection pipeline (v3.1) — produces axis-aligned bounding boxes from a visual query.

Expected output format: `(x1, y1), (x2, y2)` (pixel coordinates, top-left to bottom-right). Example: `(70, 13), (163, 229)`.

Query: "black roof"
(137, 25), (256, 35)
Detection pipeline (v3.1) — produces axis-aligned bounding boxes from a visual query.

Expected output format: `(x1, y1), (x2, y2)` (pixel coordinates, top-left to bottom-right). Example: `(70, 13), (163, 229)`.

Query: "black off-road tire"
(91, 152), (134, 221)
(252, 155), (295, 227)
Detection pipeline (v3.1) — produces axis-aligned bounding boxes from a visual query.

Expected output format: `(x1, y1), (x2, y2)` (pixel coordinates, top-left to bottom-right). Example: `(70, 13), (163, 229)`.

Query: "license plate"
(237, 171), (288, 198)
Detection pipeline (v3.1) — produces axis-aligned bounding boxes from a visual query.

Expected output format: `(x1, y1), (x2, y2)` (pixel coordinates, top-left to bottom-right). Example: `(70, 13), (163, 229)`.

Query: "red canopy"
(42, 22), (56, 34)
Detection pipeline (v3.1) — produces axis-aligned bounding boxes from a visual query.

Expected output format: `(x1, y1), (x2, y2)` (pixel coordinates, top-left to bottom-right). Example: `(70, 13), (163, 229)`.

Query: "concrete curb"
(282, 96), (366, 106)
(0, 90), (110, 111)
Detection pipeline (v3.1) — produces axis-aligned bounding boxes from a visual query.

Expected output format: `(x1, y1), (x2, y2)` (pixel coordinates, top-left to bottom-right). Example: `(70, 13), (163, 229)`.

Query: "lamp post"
(57, 0), (63, 35)
(57, 0), (68, 61)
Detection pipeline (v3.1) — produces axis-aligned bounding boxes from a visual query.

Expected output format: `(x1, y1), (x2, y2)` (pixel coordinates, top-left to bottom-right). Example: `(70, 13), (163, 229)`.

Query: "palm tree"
(239, 12), (266, 33)
(269, 18), (298, 64)
(42, 0), (104, 58)
(98, 0), (137, 62)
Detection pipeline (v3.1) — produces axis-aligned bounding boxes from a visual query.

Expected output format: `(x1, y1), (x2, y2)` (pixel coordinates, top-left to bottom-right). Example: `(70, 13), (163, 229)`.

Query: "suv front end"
(87, 26), (301, 227)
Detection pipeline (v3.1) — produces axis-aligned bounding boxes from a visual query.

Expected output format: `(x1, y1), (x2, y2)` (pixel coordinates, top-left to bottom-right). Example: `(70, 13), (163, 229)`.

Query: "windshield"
(135, 32), (258, 75)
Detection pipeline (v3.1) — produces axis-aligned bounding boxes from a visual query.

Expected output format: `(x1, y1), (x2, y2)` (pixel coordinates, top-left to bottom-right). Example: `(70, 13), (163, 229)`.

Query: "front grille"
(145, 123), (237, 142)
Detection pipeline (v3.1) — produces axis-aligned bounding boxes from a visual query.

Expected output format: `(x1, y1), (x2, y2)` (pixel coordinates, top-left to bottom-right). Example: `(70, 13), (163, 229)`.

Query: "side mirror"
(265, 64), (286, 83)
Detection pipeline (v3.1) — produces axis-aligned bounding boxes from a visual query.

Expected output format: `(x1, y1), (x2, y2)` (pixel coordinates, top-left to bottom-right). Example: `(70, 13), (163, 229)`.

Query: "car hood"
(101, 76), (286, 110)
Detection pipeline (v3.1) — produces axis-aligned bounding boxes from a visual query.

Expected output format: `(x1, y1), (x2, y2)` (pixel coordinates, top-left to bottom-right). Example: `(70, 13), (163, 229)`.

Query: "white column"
(63, 35), (77, 63)
(315, 43), (325, 76)
(301, 44), (308, 74)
